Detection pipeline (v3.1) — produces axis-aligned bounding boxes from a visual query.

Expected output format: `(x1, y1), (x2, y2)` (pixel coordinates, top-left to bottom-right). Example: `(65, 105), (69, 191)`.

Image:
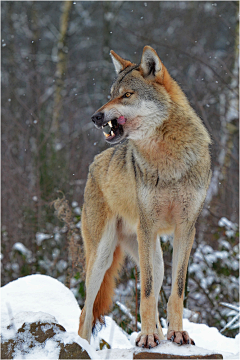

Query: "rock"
(59, 342), (90, 359)
(1, 320), (90, 359)
(133, 351), (223, 359)
(1, 339), (16, 359)
(17, 321), (66, 342)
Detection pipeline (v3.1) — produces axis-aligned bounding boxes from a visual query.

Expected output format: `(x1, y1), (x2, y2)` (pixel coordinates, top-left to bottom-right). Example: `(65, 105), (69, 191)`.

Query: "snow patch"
(91, 316), (132, 350)
(12, 242), (31, 255)
(218, 217), (238, 231)
(36, 233), (52, 246)
(1, 274), (81, 333)
(1, 274), (239, 359)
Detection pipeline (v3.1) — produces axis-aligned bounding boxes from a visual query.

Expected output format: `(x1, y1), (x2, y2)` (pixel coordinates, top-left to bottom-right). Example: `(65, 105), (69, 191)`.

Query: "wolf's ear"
(140, 46), (163, 78)
(110, 50), (133, 74)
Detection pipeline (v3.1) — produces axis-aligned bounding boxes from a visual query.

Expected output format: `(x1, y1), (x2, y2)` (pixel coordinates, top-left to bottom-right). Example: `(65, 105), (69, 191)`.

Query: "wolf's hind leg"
(78, 217), (123, 343)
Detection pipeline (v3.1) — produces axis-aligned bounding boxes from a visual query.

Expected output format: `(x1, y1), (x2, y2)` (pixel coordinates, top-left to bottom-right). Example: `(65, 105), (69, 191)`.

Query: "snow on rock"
(1, 274), (239, 360)
(91, 317), (239, 359)
(100, 345), (224, 360)
(1, 274), (98, 359)
(182, 319), (240, 359)
(100, 348), (135, 359)
(12, 338), (60, 360)
(130, 334), (222, 357)
(1, 274), (80, 333)
(139, 346), (221, 359)
(2, 311), (58, 341)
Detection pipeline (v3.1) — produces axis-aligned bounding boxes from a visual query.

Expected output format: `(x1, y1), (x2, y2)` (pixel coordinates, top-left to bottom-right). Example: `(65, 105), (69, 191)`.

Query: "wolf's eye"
(124, 92), (132, 98)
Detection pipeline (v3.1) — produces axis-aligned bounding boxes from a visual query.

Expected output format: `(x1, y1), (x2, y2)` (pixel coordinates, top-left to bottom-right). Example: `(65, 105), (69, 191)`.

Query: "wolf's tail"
(92, 245), (124, 326)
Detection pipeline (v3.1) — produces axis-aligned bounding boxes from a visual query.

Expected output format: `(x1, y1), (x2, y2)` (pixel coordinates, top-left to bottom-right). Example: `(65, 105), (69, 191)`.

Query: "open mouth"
(102, 118), (125, 142)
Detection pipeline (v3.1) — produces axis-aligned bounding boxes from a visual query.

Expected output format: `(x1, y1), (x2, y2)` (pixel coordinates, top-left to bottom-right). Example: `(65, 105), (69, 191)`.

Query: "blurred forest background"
(1, 1), (239, 338)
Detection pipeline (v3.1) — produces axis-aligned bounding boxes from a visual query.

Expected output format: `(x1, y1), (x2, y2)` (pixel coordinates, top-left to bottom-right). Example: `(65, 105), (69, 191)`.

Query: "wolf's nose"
(91, 112), (104, 125)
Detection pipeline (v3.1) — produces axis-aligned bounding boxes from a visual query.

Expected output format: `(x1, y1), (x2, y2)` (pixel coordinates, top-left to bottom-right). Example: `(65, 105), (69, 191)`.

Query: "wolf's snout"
(91, 112), (104, 126)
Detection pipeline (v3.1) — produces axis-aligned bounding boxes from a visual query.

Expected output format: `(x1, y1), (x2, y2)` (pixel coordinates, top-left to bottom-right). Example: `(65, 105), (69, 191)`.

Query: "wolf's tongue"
(117, 116), (127, 125)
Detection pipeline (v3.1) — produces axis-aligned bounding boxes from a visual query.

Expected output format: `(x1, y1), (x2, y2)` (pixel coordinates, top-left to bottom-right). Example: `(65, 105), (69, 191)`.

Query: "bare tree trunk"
(52, 1), (73, 137)
(204, 10), (239, 221)
(101, 1), (113, 93)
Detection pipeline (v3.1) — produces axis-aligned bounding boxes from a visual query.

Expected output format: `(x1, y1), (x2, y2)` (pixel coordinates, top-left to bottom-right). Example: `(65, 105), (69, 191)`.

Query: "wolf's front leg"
(135, 224), (163, 348)
(167, 223), (196, 345)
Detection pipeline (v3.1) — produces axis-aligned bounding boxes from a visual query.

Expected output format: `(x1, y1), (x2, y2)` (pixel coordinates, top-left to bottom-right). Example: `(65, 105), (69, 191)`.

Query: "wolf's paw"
(135, 332), (161, 348)
(167, 330), (195, 345)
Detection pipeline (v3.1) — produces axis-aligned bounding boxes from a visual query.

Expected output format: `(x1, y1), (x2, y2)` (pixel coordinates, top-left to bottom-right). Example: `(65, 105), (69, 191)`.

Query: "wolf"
(78, 46), (211, 348)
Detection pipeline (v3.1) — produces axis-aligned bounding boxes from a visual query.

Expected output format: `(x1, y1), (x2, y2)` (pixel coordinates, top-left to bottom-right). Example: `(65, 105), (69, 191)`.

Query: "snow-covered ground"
(1, 275), (239, 359)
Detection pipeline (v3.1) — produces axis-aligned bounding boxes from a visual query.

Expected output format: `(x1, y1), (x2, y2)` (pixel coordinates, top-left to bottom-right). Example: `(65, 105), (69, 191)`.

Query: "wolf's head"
(92, 46), (176, 144)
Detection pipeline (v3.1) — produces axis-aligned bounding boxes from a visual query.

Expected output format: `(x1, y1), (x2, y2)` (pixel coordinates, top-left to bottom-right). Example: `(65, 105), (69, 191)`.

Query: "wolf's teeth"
(111, 131), (114, 136)
(103, 132), (110, 138)
(108, 121), (113, 128)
